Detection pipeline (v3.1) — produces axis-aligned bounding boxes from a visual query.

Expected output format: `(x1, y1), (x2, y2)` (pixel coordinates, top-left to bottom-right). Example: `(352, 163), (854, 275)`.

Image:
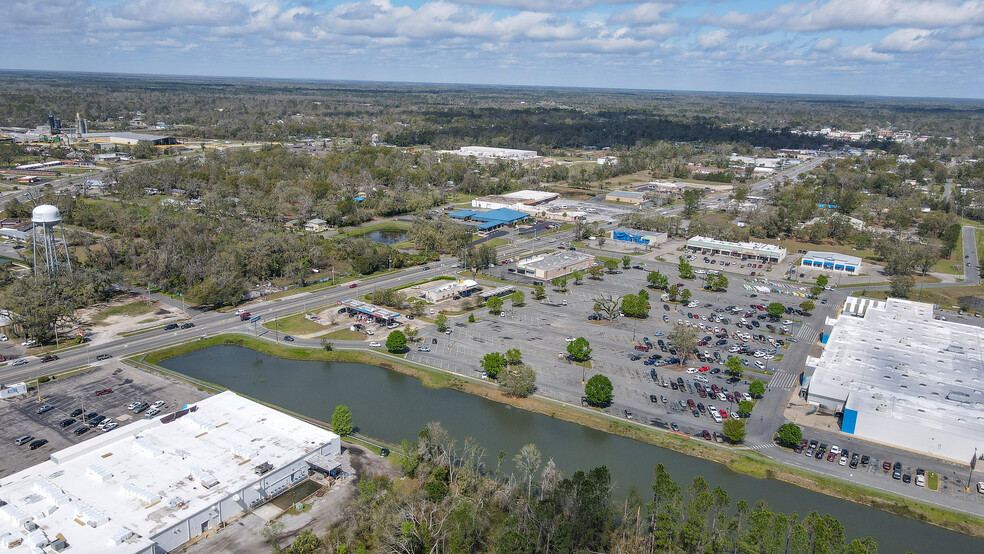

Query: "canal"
(161, 346), (982, 552)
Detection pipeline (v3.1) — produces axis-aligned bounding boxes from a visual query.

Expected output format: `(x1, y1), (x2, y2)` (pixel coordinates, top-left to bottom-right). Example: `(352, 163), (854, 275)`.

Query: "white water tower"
(32, 204), (72, 276)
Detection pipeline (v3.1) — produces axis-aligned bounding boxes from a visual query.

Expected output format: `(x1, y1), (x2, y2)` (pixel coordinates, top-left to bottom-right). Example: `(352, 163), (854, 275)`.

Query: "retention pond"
(161, 346), (983, 552)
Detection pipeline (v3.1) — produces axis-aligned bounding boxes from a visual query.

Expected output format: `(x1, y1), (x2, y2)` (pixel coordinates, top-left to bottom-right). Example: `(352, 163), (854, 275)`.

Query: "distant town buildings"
(440, 146), (539, 161)
(610, 228), (667, 247)
(419, 279), (480, 302)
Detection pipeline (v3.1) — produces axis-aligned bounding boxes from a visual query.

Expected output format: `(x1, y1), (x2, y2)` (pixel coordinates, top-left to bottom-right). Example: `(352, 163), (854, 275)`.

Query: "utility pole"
(967, 448), (978, 492)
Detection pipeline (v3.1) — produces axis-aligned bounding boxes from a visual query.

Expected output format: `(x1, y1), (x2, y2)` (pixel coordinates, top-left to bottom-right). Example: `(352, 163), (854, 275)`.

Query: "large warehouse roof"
(809, 298), (984, 459)
(0, 391), (340, 554)
(802, 251), (861, 266)
(517, 251), (594, 271)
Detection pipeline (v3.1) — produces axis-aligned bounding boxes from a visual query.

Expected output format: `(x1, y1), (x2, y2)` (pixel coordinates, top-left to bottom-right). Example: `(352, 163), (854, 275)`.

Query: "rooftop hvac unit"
(120, 483), (161, 505)
(253, 462), (273, 476)
(132, 437), (164, 458)
(189, 467), (219, 489)
(26, 527), (49, 549)
(0, 504), (31, 526)
(74, 503), (110, 527)
(33, 479), (69, 506)
(86, 464), (113, 482)
(110, 528), (133, 546)
(231, 445), (257, 460)
(183, 414), (215, 432)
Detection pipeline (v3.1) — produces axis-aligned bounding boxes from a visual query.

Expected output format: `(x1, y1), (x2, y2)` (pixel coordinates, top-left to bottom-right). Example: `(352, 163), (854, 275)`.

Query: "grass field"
(481, 237), (508, 247)
(89, 301), (156, 325)
(323, 328), (366, 340)
(928, 471), (940, 491)
(338, 220), (411, 238)
(262, 313), (327, 335)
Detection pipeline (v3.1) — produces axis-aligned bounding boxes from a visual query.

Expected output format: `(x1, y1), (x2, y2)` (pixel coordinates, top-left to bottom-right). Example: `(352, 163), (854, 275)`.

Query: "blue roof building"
(448, 210), (478, 219)
(470, 208), (528, 224)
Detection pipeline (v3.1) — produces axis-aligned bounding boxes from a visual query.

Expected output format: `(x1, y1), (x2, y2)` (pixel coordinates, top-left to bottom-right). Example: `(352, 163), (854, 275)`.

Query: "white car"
(782, 320), (793, 325)
(127, 402), (140, 410)
(369, 341), (381, 348)
(235, 309), (246, 315)
(0, 334), (6, 341)
(21, 339), (38, 347)
(102, 422), (117, 431)
(152, 400), (165, 408)
(916, 474), (926, 487)
(712, 413), (723, 424)
(717, 392), (727, 401)
(754, 361), (765, 369)
(565, 337), (575, 342)
(12, 359), (28, 366)
(829, 445), (841, 455)
(686, 367), (698, 374)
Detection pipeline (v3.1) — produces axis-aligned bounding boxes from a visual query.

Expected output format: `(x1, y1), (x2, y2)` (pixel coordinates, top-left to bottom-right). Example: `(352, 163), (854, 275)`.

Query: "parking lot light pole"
(967, 448), (977, 492)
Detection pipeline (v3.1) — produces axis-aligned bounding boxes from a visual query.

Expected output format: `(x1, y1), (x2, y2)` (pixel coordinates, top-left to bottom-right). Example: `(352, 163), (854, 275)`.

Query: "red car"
(348, 283), (358, 288)
(94, 388), (113, 396)
(750, 271), (756, 276)
(698, 366), (710, 372)
(676, 283), (684, 287)
(701, 430), (712, 440)
(634, 345), (649, 352)
(719, 409), (729, 419)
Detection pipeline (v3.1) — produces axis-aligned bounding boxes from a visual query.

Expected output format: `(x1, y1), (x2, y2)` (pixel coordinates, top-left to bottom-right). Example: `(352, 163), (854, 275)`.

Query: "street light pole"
(967, 448), (978, 492)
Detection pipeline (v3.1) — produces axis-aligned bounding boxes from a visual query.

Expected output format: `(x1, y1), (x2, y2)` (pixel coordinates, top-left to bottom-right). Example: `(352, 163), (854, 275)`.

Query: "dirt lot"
(0, 361), (210, 478)
(184, 443), (400, 553)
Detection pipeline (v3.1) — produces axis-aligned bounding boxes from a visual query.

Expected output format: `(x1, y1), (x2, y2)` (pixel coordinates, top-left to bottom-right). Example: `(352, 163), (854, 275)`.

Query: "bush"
(385, 329), (407, 353)
(331, 405), (354, 436)
(776, 423), (802, 448)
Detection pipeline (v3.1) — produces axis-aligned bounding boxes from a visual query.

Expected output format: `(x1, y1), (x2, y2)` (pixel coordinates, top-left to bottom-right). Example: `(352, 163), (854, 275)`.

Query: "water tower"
(32, 204), (72, 276)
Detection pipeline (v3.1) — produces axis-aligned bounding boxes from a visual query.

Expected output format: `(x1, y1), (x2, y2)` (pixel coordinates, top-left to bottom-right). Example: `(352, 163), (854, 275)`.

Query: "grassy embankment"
(137, 334), (984, 538)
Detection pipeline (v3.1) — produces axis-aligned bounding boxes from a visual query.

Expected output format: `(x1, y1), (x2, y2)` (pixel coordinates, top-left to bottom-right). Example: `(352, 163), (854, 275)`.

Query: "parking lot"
(0, 361), (210, 478)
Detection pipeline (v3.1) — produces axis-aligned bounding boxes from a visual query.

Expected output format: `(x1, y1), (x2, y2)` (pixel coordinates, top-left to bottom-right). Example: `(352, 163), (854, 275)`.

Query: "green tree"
(668, 325), (697, 365)
(620, 293), (650, 318)
(572, 270), (584, 285)
(505, 348), (522, 366)
(320, 338), (334, 352)
(708, 273), (728, 292)
(587, 265), (604, 280)
(678, 256), (695, 279)
(749, 379), (766, 398)
(500, 363), (536, 397)
(260, 519), (286, 547)
(467, 313), (475, 323)
(424, 466), (450, 502)
(604, 259), (619, 273)
(667, 285), (679, 302)
(481, 352), (506, 378)
(738, 400), (755, 417)
(385, 329), (407, 353)
(584, 374), (613, 406)
(680, 288), (692, 303)
(766, 302), (785, 318)
(487, 295), (504, 313)
(776, 423), (803, 448)
(621, 255), (631, 269)
(331, 405), (354, 435)
(647, 270), (668, 290)
(403, 325), (419, 342)
(567, 337), (592, 362)
(682, 188), (702, 216)
(800, 300), (815, 313)
(722, 418), (746, 443)
(532, 285), (546, 300)
(889, 274), (915, 298)
(725, 356), (744, 377)
(816, 274), (829, 288)
(286, 529), (323, 554)
(435, 313), (448, 330)
(550, 276), (568, 291)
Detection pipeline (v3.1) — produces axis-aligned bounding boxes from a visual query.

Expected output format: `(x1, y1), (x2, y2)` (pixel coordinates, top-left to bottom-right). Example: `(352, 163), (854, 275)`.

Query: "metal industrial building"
(419, 279), (480, 302)
(81, 132), (177, 147)
(800, 251), (861, 275)
(610, 228), (667, 246)
(685, 236), (787, 263)
(804, 297), (984, 463)
(441, 146), (539, 161)
(0, 391), (341, 553)
(516, 251), (595, 279)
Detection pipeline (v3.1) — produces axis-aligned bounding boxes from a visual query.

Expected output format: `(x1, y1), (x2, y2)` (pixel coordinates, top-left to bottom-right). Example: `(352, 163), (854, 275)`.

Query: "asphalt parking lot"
(0, 361), (210, 478)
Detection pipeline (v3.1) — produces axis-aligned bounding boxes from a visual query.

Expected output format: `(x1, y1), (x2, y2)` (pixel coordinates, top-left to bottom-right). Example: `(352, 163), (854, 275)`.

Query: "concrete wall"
(851, 409), (979, 463)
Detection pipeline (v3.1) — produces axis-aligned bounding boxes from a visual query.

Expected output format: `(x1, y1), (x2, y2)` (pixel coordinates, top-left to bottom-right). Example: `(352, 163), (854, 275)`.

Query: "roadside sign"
(250, 315), (261, 323)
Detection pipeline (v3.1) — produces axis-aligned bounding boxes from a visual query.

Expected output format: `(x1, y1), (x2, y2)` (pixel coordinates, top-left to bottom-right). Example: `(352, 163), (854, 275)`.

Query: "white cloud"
(875, 28), (943, 52)
(607, 3), (675, 26)
(812, 37), (841, 51)
(838, 44), (894, 62)
(696, 29), (731, 50)
(455, 0), (637, 11)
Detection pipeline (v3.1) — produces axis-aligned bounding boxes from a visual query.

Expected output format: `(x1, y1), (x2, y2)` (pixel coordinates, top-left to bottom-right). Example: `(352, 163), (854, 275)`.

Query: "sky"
(3, 0), (983, 98)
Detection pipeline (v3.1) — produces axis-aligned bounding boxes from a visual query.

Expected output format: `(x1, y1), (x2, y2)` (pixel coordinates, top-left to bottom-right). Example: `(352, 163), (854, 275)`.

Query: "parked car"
(417, 346), (431, 352)
(73, 427), (89, 436)
(94, 388), (113, 396)
(14, 435), (34, 446)
(59, 418), (76, 427)
(70, 408), (85, 418)
(29, 439), (48, 450)
(36, 404), (53, 414)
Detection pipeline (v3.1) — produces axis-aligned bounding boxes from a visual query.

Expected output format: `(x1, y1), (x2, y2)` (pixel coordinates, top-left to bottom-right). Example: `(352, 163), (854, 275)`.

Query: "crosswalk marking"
(768, 370), (798, 389)
(749, 443), (778, 452)
(796, 324), (818, 343)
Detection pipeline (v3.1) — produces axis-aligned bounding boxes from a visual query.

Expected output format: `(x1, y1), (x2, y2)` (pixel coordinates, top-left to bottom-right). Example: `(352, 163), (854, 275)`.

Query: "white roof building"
(806, 297), (984, 463)
(0, 391), (341, 554)
(442, 146), (539, 161)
